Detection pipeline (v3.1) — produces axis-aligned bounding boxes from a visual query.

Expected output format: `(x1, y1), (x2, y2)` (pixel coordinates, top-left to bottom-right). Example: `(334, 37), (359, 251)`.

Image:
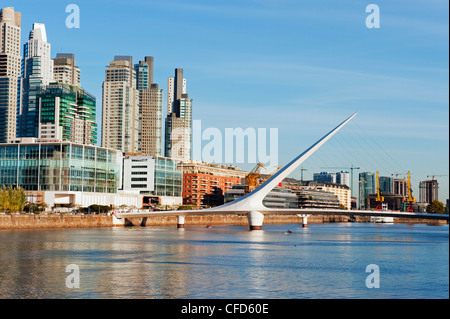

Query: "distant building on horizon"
(419, 179), (439, 204)
(313, 172), (336, 184)
(393, 178), (407, 197)
(379, 176), (393, 194)
(336, 171), (350, 188)
(358, 172), (376, 209)
(0, 7), (21, 143)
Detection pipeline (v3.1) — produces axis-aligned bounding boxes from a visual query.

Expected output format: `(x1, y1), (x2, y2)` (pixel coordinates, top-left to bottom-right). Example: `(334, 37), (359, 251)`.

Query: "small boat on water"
(370, 216), (394, 224)
(284, 230), (292, 234)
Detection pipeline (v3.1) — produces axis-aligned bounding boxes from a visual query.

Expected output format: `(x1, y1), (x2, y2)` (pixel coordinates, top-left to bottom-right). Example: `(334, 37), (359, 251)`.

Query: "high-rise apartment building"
(313, 172), (337, 183)
(135, 57), (163, 157)
(336, 171), (351, 188)
(167, 69), (186, 114)
(135, 56), (153, 91)
(379, 176), (393, 194)
(53, 53), (80, 87)
(38, 83), (97, 145)
(393, 178), (407, 196)
(359, 172), (376, 209)
(101, 56), (139, 153)
(17, 23), (53, 138)
(419, 179), (439, 204)
(0, 7), (21, 143)
(165, 68), (192, 161)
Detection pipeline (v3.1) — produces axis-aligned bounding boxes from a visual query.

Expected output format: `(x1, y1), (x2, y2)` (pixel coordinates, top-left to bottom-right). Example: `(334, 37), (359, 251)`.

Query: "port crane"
(245, 163), (281, 194)
(404, 171), (416, 212)
(391, 171), (416, 213)
(391, 171), (416, 212)
(375, 171), (386, 210)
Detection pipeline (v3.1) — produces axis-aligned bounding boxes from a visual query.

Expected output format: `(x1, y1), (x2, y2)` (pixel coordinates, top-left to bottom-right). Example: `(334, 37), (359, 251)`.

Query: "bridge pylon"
(177, 215), (185, 229)
(247, 211), (264, 230)
(297, 214), (310, 228)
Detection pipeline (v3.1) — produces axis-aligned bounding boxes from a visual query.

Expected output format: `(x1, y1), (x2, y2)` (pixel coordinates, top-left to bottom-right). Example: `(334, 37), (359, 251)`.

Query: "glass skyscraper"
(38, 83), (97, 145)
(359, 172), (376, 209)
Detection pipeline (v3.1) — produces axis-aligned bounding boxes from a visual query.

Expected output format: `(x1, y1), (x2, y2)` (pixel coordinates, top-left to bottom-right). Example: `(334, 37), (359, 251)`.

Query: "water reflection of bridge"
(115, 113), (449, 230)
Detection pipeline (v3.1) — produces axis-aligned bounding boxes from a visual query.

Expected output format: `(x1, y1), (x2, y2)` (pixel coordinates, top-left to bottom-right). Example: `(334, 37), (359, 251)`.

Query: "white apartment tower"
(101, 56), (140, 153)
(0, 7), (21, 143)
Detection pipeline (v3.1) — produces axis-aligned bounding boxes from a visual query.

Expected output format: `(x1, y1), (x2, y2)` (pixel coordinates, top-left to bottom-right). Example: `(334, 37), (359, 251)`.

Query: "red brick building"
(182, 161), (247, 208)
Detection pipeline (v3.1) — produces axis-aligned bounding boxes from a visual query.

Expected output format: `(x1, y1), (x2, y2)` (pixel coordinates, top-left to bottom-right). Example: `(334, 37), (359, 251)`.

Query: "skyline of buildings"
(0, 5), (447, 210)
(0, 7), (192, 161)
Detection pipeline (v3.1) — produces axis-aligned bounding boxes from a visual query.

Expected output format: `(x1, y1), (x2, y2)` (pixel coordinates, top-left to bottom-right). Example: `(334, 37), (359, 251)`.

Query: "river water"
(0, 223), (448, 299)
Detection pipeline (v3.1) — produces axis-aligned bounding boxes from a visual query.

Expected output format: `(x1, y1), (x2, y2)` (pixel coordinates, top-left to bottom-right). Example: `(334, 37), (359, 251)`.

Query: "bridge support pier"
(177, 215), (185, 229)
(297, 214), (309, 228)
(247, 211), (264, 230)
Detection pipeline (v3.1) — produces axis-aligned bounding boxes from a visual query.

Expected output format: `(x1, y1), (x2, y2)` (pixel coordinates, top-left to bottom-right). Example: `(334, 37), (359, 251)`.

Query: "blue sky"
(8, 0), (449, 202)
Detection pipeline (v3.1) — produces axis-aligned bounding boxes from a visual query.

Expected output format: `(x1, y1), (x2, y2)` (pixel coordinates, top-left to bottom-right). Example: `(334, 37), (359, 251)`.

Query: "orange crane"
(245, 163), (281, 194)
(375, 171), (385, 210)
(404, 171), (416, 212)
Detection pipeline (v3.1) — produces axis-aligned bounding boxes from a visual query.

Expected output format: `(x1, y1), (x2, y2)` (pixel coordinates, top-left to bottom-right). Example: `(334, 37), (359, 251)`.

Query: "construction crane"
(321, 165), (360, 197)
(427, 174), (449, 181)
(244, 163), (281, 194)
(391, 173), (407, 179)
(299, 168), (308, 181)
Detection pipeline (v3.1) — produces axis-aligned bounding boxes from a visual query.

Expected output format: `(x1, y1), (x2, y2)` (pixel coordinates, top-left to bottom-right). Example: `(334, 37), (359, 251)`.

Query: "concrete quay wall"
(0, 213), (446, 230)
(125, 214), (352, 227)
(0, 214), (113, 230)
(0, 213), (351, 230)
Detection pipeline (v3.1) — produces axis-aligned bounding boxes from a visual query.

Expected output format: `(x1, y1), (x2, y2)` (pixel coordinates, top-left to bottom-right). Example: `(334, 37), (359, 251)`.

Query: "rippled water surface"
(0, 223), (448, 299)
